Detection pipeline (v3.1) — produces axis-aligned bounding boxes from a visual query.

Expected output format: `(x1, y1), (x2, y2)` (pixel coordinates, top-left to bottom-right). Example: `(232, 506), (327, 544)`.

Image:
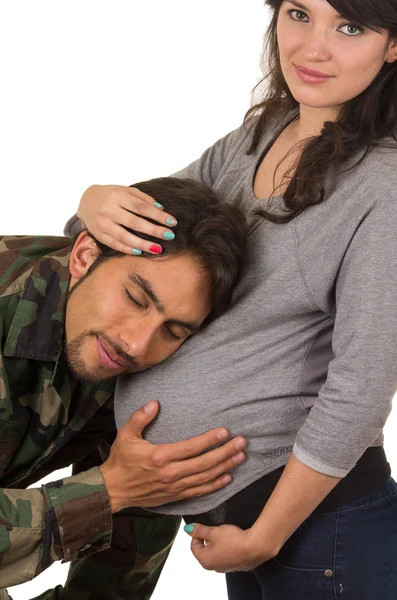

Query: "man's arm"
(0, 467), (112, 588)
(28, 444), (180, 600)
(3, 401), (245, 590)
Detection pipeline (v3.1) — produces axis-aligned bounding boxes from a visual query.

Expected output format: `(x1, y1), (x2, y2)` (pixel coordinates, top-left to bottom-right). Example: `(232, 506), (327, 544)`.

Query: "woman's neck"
(291, 104), (340, 141)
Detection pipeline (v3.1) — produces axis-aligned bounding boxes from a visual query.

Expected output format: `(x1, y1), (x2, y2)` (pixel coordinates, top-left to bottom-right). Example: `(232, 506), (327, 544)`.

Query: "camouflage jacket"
(0, 236), (116, 587)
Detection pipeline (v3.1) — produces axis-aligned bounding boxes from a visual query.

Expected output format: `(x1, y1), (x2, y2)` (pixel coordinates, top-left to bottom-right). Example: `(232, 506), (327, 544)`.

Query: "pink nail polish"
(150, 245), (162, 254)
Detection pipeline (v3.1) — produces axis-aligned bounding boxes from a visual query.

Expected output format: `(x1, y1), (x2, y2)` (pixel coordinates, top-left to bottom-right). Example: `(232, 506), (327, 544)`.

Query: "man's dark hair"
(91, 177), (248, 317)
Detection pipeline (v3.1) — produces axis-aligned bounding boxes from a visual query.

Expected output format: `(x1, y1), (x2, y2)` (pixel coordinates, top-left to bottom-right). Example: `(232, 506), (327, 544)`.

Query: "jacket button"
(324, 569), (333, 578)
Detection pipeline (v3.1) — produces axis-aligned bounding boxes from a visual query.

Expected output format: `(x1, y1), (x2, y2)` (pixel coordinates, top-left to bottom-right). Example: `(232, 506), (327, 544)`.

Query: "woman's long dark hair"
(246, 0), (397, 223)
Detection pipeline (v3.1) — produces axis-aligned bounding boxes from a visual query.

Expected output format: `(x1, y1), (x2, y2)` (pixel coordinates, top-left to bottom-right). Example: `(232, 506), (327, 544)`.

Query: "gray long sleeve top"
(66, 115), (397, 516)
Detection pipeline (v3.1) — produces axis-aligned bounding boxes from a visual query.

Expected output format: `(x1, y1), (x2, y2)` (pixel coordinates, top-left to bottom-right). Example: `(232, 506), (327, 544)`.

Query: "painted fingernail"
(131, 248), (142, 255)
(236, 438), (246, 450)
(154, 202), (164, 209)
(184, 524), (195, 534)
(163, 231), (175, 240)
(166, 217), (177, 226)
(149, 245), (163, 254)
(232, 452), (245, 464)
(217, 429), (229, 440)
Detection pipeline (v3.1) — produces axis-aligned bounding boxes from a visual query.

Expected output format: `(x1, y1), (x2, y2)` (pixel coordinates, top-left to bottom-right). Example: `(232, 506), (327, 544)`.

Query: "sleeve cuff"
(293, 443), (350, 478)
(42, 466), (112, 563)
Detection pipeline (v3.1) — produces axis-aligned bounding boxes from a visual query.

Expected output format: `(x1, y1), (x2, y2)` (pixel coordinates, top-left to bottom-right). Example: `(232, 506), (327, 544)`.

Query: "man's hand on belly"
(99, 400), (247, 512)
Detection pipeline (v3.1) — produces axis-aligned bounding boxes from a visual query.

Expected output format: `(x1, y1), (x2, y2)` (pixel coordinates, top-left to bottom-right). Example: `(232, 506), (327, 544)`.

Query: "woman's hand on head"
(77, 184), (178, 255)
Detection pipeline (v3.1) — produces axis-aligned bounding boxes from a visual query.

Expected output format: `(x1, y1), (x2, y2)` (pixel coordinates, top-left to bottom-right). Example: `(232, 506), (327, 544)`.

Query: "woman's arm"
(188, 194), (397, 571)
(63, 124), (246, 250)
(188, 454), (340, 572)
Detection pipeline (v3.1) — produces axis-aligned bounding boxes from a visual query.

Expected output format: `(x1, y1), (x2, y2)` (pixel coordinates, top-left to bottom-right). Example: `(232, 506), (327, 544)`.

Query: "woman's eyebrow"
(285, 0), (310, 12)
(285, 0), (344, 20)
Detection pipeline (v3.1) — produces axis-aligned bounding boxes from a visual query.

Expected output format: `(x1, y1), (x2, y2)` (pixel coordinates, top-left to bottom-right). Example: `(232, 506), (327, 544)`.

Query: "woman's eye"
(288, 9), (309, 22)
(339, 24), (363, 36)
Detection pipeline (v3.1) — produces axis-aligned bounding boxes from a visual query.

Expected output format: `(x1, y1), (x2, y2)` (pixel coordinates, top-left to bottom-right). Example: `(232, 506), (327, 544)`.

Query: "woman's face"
(277, 0), (397, 110)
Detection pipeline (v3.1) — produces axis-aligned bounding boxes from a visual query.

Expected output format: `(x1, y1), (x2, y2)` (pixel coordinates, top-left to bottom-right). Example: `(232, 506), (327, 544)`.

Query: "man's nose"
(120, 322), (156, 358)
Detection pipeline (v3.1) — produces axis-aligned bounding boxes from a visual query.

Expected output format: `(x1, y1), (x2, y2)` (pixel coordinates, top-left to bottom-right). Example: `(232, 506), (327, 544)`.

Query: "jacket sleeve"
(25, 443), (180, 600)
(294, 196), (397, 477)
(63, 124), (247, 238)
(0, 467), (112, 587)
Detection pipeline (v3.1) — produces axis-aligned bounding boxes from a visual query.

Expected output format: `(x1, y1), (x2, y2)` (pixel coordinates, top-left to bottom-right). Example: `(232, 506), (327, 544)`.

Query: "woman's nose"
(302, 28), (332, 62)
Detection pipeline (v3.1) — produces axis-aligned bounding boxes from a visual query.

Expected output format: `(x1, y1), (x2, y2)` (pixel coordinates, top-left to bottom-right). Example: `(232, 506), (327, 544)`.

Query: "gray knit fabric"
(65, 115), (397, 516)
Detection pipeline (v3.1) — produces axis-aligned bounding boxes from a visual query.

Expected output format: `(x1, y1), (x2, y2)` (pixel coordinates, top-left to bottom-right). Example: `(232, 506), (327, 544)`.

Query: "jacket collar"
(4, 242), (72, 362)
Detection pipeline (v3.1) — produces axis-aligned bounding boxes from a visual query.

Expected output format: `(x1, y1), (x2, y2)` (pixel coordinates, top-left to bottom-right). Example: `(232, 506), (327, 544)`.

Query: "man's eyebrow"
(128, 273), (165, 313)
(128, 273), (202, 333)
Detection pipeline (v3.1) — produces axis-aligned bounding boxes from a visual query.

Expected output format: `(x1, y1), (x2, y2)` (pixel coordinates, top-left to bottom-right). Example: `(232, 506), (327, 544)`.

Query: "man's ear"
(385, 38), (397, 64)
(69, 231), (99, 281)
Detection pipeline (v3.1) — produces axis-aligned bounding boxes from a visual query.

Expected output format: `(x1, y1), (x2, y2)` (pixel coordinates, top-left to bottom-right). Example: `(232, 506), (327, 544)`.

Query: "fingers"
(83, 184), (178, 255)
(122, 187), (178, 231)
(160, 435), (246, 479)
(189, 526), (214, 565)
(158, 428), (233, 462)
(175, 473), (234, 501)
(97, 224), (164, 255)
(172, 450), (245, 489)
(122, 400), (159, 437)
(116, 210), (177, 244)
(191, 536), (206, 559)
(186, 523), (213, 541)
(125, 187), (177, 223)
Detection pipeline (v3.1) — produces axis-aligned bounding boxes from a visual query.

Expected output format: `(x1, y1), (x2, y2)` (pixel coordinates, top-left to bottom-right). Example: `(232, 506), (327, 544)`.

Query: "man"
(0, 177), (248, 598)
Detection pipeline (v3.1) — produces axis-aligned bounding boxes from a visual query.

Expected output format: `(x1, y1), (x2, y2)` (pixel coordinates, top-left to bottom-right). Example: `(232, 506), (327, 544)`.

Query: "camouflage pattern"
(0, 236), (180, 597)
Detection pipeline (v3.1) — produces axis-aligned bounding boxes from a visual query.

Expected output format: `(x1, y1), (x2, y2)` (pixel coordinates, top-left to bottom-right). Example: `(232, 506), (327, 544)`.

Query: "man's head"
(65, 177), (247, 384)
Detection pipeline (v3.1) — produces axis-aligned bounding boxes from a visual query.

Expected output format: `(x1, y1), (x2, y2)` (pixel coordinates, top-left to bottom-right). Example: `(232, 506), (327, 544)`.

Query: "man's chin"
(65, 355), (119, 386)
(71, 365), (119, 386)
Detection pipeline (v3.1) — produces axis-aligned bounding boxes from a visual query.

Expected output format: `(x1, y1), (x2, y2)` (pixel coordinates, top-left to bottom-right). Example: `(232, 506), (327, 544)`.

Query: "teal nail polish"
(166, 217), (177, 226)
(154, 201), (164, 209)
(163, 231), (175, 240)
(131, 248), (142, 255)
(184, 524), (195, 534)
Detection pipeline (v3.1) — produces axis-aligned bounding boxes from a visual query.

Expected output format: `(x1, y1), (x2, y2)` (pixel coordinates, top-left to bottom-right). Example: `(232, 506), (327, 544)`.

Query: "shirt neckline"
(250, 109), (300, 203)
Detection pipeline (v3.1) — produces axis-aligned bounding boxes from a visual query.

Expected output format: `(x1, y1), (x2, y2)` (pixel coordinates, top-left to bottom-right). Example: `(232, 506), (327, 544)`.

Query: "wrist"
(99, 463), (124, 513)
(245, 524), (282, 562)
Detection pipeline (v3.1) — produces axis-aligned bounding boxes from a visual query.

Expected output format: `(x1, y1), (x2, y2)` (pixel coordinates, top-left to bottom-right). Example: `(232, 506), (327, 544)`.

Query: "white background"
(1, 2), (396, 599)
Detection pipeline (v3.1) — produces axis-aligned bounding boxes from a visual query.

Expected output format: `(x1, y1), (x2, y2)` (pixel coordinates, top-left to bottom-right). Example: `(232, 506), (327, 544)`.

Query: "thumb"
(125, 400), (159, 438)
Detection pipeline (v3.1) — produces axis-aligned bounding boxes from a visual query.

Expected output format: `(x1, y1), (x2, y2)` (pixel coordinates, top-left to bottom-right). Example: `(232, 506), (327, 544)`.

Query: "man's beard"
(65, 330), (137, 386)
(64, 332), (115, 385)
(65, 268), (137, 385)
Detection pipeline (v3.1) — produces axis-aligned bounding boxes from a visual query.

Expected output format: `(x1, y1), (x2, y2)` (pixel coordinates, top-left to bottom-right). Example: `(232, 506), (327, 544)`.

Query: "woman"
(66, 0), (397, 597)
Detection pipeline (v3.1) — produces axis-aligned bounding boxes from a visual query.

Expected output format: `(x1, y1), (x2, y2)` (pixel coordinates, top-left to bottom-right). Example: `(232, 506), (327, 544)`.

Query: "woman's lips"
(295, 65), (333, 84)
(96, 336), (128, 370)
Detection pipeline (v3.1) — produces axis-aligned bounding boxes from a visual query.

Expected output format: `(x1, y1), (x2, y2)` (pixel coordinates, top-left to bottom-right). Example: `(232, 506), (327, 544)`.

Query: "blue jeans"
(226, 478), (397, 600)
